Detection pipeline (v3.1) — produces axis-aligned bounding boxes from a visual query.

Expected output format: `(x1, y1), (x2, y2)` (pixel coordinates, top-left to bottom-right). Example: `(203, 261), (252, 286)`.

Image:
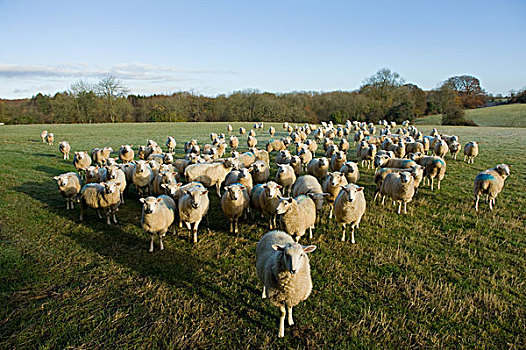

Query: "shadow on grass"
(14, 179), (272, 331)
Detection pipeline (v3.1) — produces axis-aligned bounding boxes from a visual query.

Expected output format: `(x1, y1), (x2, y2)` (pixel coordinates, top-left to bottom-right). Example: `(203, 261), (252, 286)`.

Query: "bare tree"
(96, 75), (129, 123)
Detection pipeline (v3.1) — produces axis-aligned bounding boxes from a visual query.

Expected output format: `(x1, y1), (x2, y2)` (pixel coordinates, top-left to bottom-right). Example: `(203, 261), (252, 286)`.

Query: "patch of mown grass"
(0, 122), (525, 348)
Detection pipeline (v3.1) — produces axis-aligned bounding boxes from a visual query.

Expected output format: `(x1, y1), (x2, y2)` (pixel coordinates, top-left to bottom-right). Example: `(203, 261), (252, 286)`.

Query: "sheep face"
(272, 243), (317, 275)
(342, 184), (363, 202)
(335, 151), (346, 161)
(239, 168), (250, 179)
(374, 154), (389, 168)
(276, 197), (293, 214)
(319, 157), (329, 168)
(163, 153), (174, 164)
(495, 164), (510, 177)
(186, 189), (208, 209)
(76, 151), (88, 160)
(328, 172), (345, 187)
(225, 184), (245, 201)
(103, 182), (120, 194)
(53, 175), (69, 189)
(290, 156), (301, 167)
(250, 162), (267, 174)
(136, 161), (149, 173)
(400, 172), (412, 184)
(140, 196), (162, 214)
(106, 166), (119, 180)
(343, 162), (356, 173)
(265, 182), (282, 198)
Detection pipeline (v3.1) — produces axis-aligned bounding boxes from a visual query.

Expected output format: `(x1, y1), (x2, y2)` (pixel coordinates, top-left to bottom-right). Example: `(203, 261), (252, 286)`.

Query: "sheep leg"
(309, 226), (313, 239)
(329, 205), (333, 219)
(404, 202), (407, 214)
(287, 305), (294, 326)
(106, 214), (111, 225)
(273, 216), (277, 229)
(229, 220), (234, 234)
(464, 155), (467, 162)
(96, 209), (102, 219)
(79, 206), (84, 221)
(159, 233), (165, 251)
(234, 218), (239, 234)
(193, 220), (201, 243)
(149, 235), (154, 252)
(185, 222), (191, 230)
(373, 191), (379, 202)
(381, 196), (385, 206)
(430, 178), (434, 191)
(278, 304), (286, 338)
(350, 225), (356, 244)
(262, 286), (267, 299)
(437, 180), (441, 190)
(475, 195), (480, 211)
(113, 211), (118, 224)
(489, 198), (493, 210)
(341, 224), (346, 242)
(398, 201), (402, 214)
(216, 183), (222, 197)
(70, 199), (75, 210)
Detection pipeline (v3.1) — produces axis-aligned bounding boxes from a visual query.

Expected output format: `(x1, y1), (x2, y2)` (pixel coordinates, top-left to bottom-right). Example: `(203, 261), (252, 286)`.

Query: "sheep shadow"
(35, 165), (67, 176)
(14, 179), (273, 330)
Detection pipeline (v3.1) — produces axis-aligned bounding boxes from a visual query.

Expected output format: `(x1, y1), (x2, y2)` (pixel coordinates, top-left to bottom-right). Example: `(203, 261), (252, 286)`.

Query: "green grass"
(414, 103), (526, 127)
(1, 122), (525, 348)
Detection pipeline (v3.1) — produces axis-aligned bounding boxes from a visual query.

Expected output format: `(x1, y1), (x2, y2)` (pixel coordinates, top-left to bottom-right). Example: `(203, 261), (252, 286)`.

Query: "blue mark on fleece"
(401, 160), (412, 165)
(295, 195), (309, 203)
(476, 173), (495, 181)
(433, 158), (445, 166)
(251, 184), (264, 195)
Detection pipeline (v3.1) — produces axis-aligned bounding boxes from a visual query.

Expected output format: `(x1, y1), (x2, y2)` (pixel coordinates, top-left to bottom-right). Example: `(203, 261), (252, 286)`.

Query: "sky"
(0, 0), (525, 99)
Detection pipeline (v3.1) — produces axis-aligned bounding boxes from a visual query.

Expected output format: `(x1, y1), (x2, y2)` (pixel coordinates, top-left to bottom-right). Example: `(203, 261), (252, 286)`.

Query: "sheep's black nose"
(290, 269), (297, 275)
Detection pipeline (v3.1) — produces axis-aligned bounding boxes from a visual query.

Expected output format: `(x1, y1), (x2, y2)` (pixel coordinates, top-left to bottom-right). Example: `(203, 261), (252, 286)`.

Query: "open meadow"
(0, 122), (525, 348)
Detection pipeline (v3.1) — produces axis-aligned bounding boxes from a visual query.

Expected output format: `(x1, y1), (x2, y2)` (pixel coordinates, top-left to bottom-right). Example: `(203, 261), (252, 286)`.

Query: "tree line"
(0, 68), (505, 126)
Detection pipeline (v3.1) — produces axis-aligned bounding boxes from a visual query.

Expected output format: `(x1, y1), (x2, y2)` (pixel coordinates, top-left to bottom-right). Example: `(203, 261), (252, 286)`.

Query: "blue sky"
(0, 0), (524, 98)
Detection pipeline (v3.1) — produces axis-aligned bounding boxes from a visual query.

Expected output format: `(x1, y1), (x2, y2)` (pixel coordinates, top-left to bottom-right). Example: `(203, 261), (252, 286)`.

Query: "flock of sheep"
(43, 120), (511, 338)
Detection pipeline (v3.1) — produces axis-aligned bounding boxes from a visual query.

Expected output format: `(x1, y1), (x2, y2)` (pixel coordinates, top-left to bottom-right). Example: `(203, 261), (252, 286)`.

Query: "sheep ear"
(276, 184), (282, 189)
(272, 244), (286, 251)
(53, 176), (59, 180)
(303, 245), (317, 253)
(139, 198), (146, 203)
(322, 193), (330, 198)
(239, 185), (246, 190)
(356, 187), (364, 192)
(201, 190), (208, 195)
(115, 182), (121, 186)
(157, 197), (162, 202)
(161, 184), (168, 189)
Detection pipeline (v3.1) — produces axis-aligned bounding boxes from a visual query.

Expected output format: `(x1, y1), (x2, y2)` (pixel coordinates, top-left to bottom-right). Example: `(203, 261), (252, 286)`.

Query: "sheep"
(105, 165), (127, 203)
(276, 150), (292, 165)
(140, 195), (176, 252)
(413, 155), (447, 190)
(86, 165), (107, 184)
(266, 139), (286, 153)
(248, 129), (256, 137)
(221, 184), (250, 234)
(322, 172), (348, 218)
(166, 136), (177, 153)
(357, 142), (377, 169)
(464, 141), (479, 163)
(276, 196), (317, 241)
(325, 144), (339, 159)
(249, 147), (270, 165)
(405, 141), (425, 155)
(353, 130), (364, 145)
(289, 156), (302, 176)
(178, 186), (210, 243)
(239, 127), (246, 135)
(45, 132), (54, 145)
(380, 171), (415, 214)
(173, 155), (200, 175)
(373, 165), (424, 201)
(91, 147), (114, 166)
(448, 141), (461, 160)
(148, 160), (161, 178)
(53, 172), (82, 210)
(339, 138), (350, 152)
(236, 151), (256, 168)
(333, 184), (366, 243)
(224, 168), (254, 193)
(227, 124), (233, 133)
(152, 170), (177, 196)
(275, 164), (296, 196)
(374, 155), (417, 169)
(249, 160), (270, 184)
(474, 164), (510, 211)
(79, 181), (122, 225)
(339, 161), (360, 184)
(251, 182), (282, 229)
(434, 139), (449, 158)
(269, 126), (276, 137)
(118, 145), (134, 163)
(139, 144), (163, 160)
(330, 151), (347, 172)
(307, 157), (329, 180)
(389, 140), (406, 158)
(440, 134), (459, 146)
(133, 160), (155, 197)
(298, 149), (313, 170)
(184, 158), (235, 196)
(118, 163), (135, 186)
(256, 231), (316, 338)
(304, 139), (318, 154)
(162, 181), (204, 227)
(229, 135), (239, 150)
(184, 139), (200, 154)
(247, 135), (258, 148)
(40, 130), (48, 143)
(59, 141), (71, 160)
(73, 151), (92, 179)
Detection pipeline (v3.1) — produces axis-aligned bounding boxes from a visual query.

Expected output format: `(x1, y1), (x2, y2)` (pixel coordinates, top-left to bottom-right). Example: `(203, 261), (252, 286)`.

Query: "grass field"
(1, 122), (525, 348)
(414, 103), (526, 127)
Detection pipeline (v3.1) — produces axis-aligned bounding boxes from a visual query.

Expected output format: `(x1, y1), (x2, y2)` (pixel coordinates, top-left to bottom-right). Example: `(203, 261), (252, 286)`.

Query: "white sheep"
(118, 145), (134, 163)
(133, 160), (154, 197)
(250, 160), (270, 184)
(53, 172), (81, 210)
(474, 164), (510, 211)
(330, 151), (347, 172)
(339, 161), (360, 184)
(448, 141), (461, 160)
(292, 175), (329, 221)
(229, 135), (239, 150)
(59, 141), (71, 160)
(434, 139), (449, 158)
(184, 158), (235, 196)
(140, 195), (176, 252)
(464, 141), (479, 163)
(91, 147), (114, 166)
(45, 132), (54, 145)
(275, 164), (296, 196)
(307, 157), (329, 180)
(166, 136), (177, 153)
(178, 186), (210, 243)
(289, 156), (302, 176)
(224, 168), (254, 193)
(380, 171), (415, 214)
(40, 130), (48, 143)
(322, 171), (348, 218)
(73, 151), (92, 180)
(334, 184), (366, 243)
(256, 231), (316, 338)
(105, 165), (127, 204)
(221, 184), (250, 234)
(79, 181), (122, 225)
(374, 154), (416, 169)
(413, 155), (447, 190)
(276, 195), (316, 241)
(251, 182), (282, 229)
(152, 170), (177, 196)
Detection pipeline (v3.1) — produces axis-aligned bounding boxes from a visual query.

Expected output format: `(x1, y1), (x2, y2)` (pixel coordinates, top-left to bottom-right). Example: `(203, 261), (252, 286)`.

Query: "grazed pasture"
(0, 122), (524, 349)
